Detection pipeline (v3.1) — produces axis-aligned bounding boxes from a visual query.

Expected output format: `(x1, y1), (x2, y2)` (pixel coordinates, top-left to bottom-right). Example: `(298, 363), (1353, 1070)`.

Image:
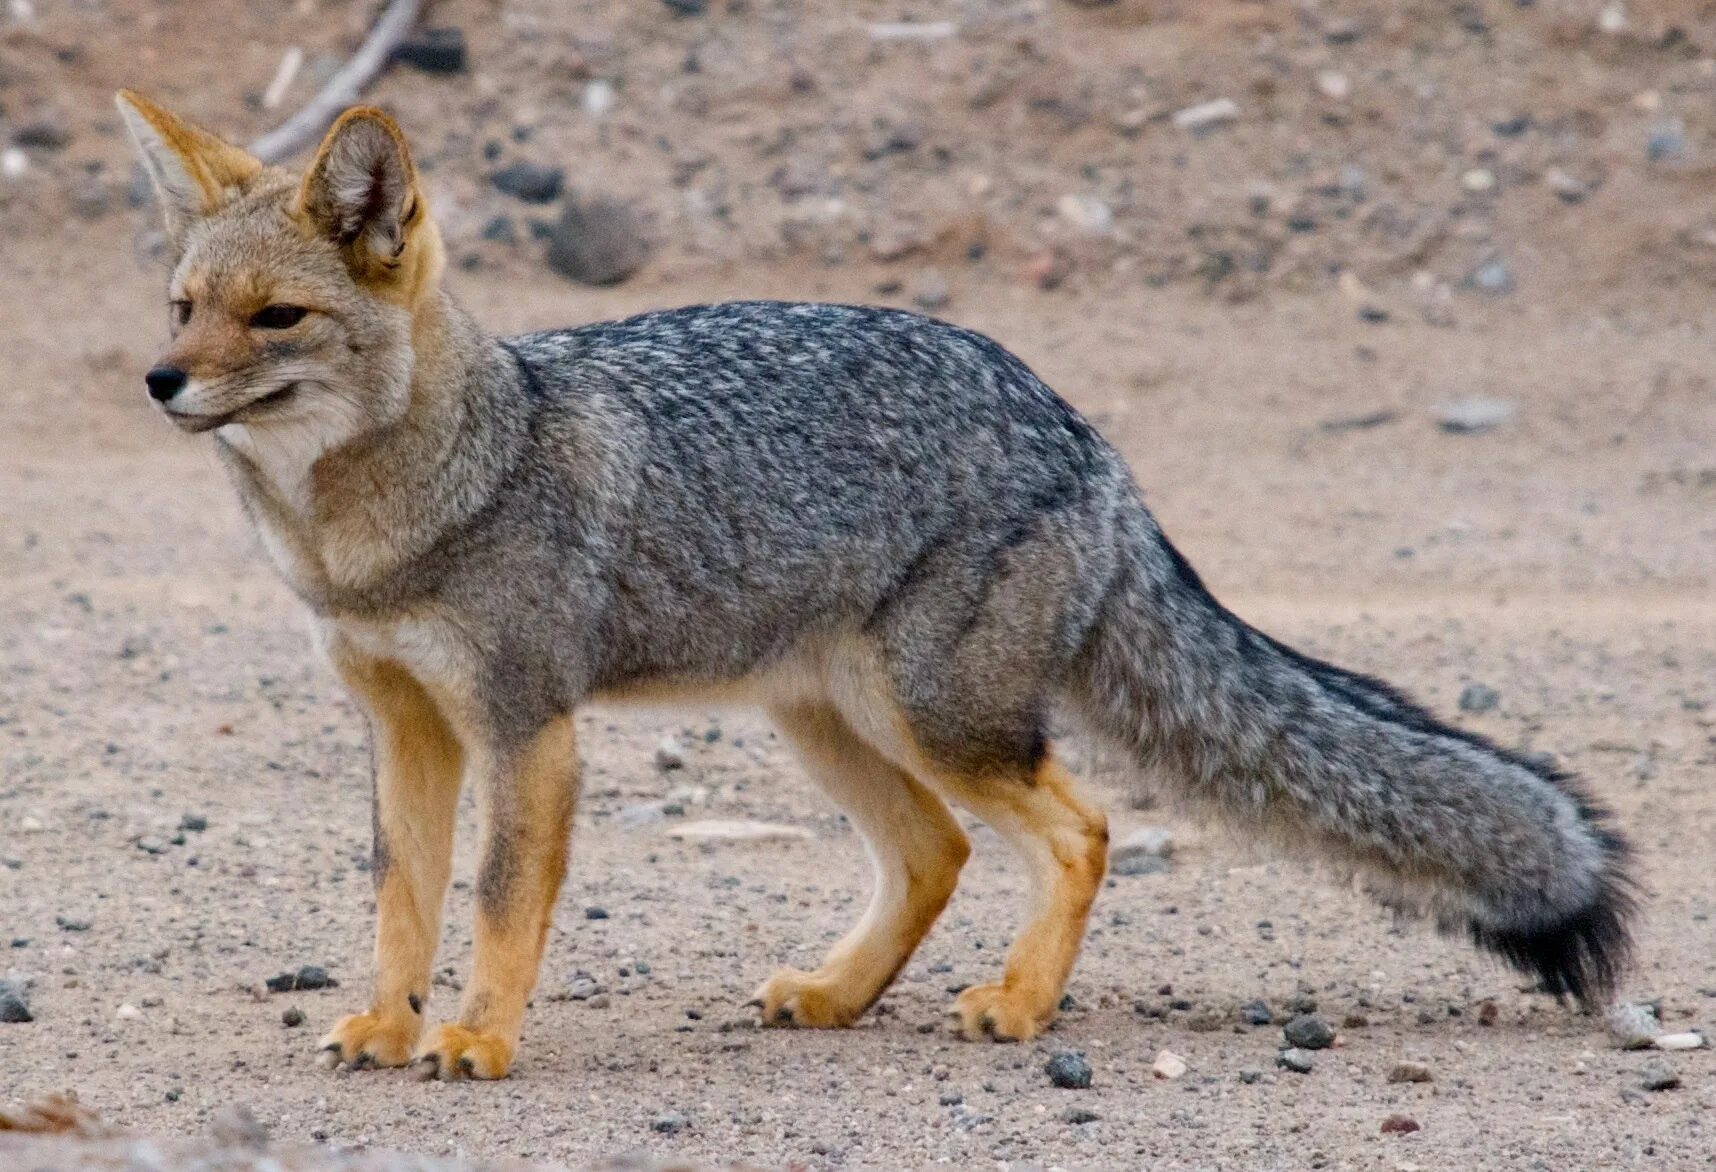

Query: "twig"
(248, 0), (422, 164)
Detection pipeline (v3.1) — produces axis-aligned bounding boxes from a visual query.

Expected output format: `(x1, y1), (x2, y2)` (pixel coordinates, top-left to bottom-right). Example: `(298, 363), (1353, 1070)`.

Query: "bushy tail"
(1073, 509), (1634, 1006)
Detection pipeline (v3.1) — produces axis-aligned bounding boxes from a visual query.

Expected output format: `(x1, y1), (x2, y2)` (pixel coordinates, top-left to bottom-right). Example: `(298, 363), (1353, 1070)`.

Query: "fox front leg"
(411, 715), (577, 1080)
(318, 653), (463, 1070)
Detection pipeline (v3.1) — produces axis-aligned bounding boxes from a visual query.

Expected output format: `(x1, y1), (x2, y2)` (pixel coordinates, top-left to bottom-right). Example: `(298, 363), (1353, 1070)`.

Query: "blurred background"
(3, 3), (1715, 1169)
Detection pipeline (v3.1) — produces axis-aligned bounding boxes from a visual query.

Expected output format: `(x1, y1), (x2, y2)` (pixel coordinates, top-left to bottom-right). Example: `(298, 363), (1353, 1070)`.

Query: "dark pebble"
(1283, 1013), (1336, 1050)
(1641, 1062), (1681, 1092)
(938, 1090), (962, 1106)
(14, 118), (70, 150)
(392, 27), (467, 74)
(481, 215), (518, 244)
(1061, 1107), (1100, 1124)
(0, 983), (32, 1023)
(1459, 684), (1500, 713)
(652, 1110), (691, 1134)
(56, 916), (91, 932)
(1381, 1113), (1421, 1135)
(491, 162), (566, 204)
(281, 1006), (305, 1027)
(1277, 1048), (1315, 1074)
(546, 195), (650, 286)
(179, 814), (208, 833)
(265, 965), (338, 993)
(1045, 1050), (1093, 1089)
(585, 906), (610, 920)
(662, 0), (708, 13)
(1239, 999), (1273, 1026)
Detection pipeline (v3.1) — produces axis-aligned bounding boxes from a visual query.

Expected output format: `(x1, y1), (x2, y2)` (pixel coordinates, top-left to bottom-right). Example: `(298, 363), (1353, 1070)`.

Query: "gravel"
(490, 162), (566, 204)
(1640, 1061), (1682, 1092)
(1277, 1048), (1315, 1074)
(545, 195), (650, 286)
(1388, 1060), (1433, 1083)
(1458, 684), (1500, 713)
(264, 966), (338, 993)
(1283, 1014), (1336, 1050)
(0, 980), (32, 1023)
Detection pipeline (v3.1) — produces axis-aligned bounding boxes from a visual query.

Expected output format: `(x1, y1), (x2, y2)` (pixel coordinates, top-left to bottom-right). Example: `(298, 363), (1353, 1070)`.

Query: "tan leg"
(919, 755), (1108, 1042)
(412, 715), (576, 1080)
(319, 656), (463, 1069)
(753, 704), (970, 1028)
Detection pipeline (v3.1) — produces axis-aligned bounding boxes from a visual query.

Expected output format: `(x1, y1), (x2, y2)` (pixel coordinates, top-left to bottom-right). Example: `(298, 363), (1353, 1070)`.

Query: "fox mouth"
(167, 383), (300, 433)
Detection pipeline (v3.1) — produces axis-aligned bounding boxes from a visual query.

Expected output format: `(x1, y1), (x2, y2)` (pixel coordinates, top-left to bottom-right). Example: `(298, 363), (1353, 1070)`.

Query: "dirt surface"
(3, 2), (1716, 1170)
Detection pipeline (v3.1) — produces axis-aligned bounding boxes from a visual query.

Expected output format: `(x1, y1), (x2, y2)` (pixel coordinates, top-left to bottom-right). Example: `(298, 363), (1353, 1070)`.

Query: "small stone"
(179, 814), (208, 833)
(1151, 1050), (1188, 1080)
(585, 992), (612, 1009)
(654, 738), (687, 770)
(547, 195), (650, 286)
(938, 1090), (963, 1106)
(1381, 1113), (1421, 1135)
(665, 819), (812, 843)
(663, 0), (707, 14)
(210, 1105), (269, 1149)
(392, 27), (466, 74)
(618, 802), (668, 829)
(281, 1006), (305, 1027)
(1461, 168), (1496, 193)
(911, 268), (950, 311)
(1314, 70), (1350, 100)
(491, 162), (565, 204)
(1283, 1013), (1336, 1050)
(1654, 1032), (1705, 1051)
(1640, 1061), (1681, 1092)
(1470, 259), (1515, 296)
(481, 215), (518, 244)
(1056, 193), (1113, 237)
(568, 971), (603, 1001)
(1024, 247), (1073, 291)
(1647, 121), (1686, 163)
(584, 80), (618, 117)
(1477, 1000), (1500, 1027)
(0, 981), (31, 1023)
(134, 836), (168, 855)
(1045, 1050), (1093, 1089)
(116, 1003), (142, 1020)
(70, 178), (110, 219)
(265, 966), (337, 993)
(1389, 1061), (1433, 1084)
(1110, 826), (1174, 876)
(1546, 168), (1590, 204)
(1607, 1002), (1662, 1050)
(13, 115), (70, 150)
(1277, 1048), (1314, 1074)
(1, 147), (27, 180)
(585, 906), (610, 921)
(1238, 1068), (1264, 1084)
(1239, 999), (1273, 1026)
(1435, 397), (1516, 434)
(1171, 98), (1239, 132)
(1459, 684), (1500, 713)
(1060, 1106), (1100, 1124)
(651, 1110), (691, 1134)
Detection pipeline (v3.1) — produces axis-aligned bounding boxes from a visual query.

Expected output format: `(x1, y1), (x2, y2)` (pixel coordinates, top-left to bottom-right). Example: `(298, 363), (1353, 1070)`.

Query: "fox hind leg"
(753, 703), (970, 1028)
(917, 754), (1108, 1043)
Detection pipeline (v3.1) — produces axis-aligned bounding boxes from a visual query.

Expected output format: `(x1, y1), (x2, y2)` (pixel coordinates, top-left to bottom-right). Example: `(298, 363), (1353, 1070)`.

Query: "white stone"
(1315, 71), (1350, 100)
(1654, 1032), (1707, 1051)
(665, 819), (813, 843)
(1152, 1050), (1188, 1079)
(1171, 98), (1239, 131)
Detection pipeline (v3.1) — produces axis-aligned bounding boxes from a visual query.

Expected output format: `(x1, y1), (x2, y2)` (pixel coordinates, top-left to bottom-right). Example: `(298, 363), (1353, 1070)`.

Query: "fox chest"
(321, 613), (480, 719)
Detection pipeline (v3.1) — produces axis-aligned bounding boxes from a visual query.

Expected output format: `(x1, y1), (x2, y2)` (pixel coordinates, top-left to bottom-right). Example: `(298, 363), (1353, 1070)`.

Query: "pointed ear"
(295, 107), (428, 282)
(115, 90), (263, 245)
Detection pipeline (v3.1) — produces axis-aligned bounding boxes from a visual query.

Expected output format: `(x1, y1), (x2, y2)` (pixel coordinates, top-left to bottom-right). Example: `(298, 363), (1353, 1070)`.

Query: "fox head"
(117, 92), (444, 448)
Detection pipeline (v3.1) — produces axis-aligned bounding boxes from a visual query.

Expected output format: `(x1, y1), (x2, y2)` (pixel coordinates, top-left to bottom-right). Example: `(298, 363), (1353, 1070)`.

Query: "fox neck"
(219, 291), (521, 611)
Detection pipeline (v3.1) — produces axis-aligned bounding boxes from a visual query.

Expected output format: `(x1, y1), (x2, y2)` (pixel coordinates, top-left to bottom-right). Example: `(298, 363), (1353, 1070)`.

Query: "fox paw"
(317, 1010), (420, 1071)
(751, 967), (870, 1029)
(948, 982), (1054, 1043)
(410, 1024), (514, 1080)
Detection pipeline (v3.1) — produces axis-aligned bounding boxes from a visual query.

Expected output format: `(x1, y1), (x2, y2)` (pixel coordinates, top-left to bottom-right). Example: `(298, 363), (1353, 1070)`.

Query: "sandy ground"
(5, 2), (1716, 1170)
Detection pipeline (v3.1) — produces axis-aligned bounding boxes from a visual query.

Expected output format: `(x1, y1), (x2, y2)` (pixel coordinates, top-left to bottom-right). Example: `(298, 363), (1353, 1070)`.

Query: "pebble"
(1172, 98), (1239, 132)
(585, 906), (610, 920)
(651, 1110), (691, 1134)
(546, 195), (650, 286)
(1654, 1032), (1706, 1051)
(1045, 1050), (1093, 1089)
(1277, 1048), (1314, 1074)
(1282, 1013), (1336, 1050)
(665, 819), (813, 843)
(265, 965), (338, 993)
(618, 802), (668, 829)
(210, 1106), (269, 1149)
(179, 814), (208, 833)
(1380, 1114), (1421, 1135)
(1647, 121), (1686, 163)
(491, 162), (566, 204)
(116, 1003), (142, 1020)
(1470, 259), (1515, 296)
(1607, 1001), (1662, 1050)
(1239, 999), (1273, 1026)
(663, 0), (708, 15)
(1151, 1050), (1188, 1080)
(1315, 70), (1350, 100)
(1640, 1061), (1681, 1092)
(584, 80), (618, 118)
(654, 737), (687, 770)
(1458, 684), (1500, 713)
(1110, 826), (1174, 876)
(911, 268), (951, 311)
(481, 214), (518, 244)
(1238, 1068), (1264, 1084)
(1056, 193), (1113, 237)
(1434, 397), (1516, 434)
(568, 972), (604, 1001)
(0, 979), (31, 1023)
(1389, 1061), (1433, 1083)
(1460, 168), (1496, 193)
(392, 27), (466, 74)
(1546, 168), (1589, 204)
(1060, 1106), (1100, 1124)
(281, 1006), (305, 1027)
(13, 115), (70, 150)
(2, 147), (29, 179)
(585, 992), (612, 1009)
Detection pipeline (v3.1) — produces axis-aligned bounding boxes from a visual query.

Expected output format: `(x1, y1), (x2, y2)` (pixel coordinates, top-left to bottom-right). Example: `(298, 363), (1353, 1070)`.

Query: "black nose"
(145, 366), (188, 402)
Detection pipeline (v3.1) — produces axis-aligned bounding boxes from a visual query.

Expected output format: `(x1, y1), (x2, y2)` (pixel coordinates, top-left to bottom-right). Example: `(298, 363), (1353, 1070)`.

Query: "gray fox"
(117, 93), (1633, 1079)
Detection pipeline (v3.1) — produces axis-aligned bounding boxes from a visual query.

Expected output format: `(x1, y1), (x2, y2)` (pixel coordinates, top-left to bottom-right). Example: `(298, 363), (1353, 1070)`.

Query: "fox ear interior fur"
(295, 108), (440, 300)
(114, 90), (263, 245)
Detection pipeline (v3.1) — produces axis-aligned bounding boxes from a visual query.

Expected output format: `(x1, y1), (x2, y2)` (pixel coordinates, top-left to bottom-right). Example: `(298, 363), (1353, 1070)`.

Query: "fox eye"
(170, 300), (192, 327)
(251, 304), (308, 330)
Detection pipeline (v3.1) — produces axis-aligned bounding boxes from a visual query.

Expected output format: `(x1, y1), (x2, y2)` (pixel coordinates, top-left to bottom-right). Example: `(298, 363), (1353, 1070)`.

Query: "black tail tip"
(1470, 878), (1637, 1009)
